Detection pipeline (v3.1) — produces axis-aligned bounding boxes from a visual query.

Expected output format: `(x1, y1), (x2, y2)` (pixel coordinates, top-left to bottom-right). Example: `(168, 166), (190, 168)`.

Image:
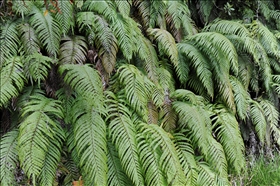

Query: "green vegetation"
(0, 0), (280, 185)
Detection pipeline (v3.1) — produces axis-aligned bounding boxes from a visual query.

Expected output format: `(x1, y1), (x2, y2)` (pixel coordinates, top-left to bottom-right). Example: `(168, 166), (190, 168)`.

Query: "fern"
(18, 95), (64, 184)
(114, 0), (131, 16)
(0, 129), (19, 186)
(59, 36), (88, 64)
(29, 3), (61, 57)
(0, 57), (25, 108)
(140, 123), (187, 185)
(55, 0), (74, 36)
(24, 53), (54, 86)
(0, 20), (20, 62)
(106, 91), (145, 186)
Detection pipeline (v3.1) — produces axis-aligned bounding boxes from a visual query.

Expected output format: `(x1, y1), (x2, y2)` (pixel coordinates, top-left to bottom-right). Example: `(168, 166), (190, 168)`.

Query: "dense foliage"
(1, 0), (280, 185)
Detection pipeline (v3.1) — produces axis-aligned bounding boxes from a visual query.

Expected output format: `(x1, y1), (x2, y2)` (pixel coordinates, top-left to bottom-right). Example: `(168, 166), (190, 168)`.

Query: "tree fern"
(18, 95), (64, 184)
(0, 129), (19, 186)
(59, 36), (88, 64)
(0, 56), (25, 108)
(29, 3), (61, 57)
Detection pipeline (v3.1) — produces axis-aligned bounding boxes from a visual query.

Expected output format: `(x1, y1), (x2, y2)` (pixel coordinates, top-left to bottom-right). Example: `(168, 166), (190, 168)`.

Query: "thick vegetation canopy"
(0, 0), (280, 185)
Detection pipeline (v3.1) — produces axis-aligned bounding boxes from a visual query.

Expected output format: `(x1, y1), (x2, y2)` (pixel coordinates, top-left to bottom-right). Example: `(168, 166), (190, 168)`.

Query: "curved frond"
(140, 123), (187, 185)
(0, 57), (25, 108)
(71, 98), (107, 185)
(0, 20), (20, 62)
(211, 107), (245, 174)
(0, 129), (19, 186)
(117, 64), (149, 120)
(230, 76), (250, 120)
(59, 64), (104, 104)
(59, 36), (88, 64)
(106, 92), (144, 186)
(55, 0), (74, 35)
(18, 23), (40, 55)
(114, 0), (131, 16)
(29, 4), (61, 57)
(249, 100), (267, 144)
(18, 95), (63, 184)
(177, 42), (214, 98)
(24, 53), (54, 86)
(107, 140), (133, 186)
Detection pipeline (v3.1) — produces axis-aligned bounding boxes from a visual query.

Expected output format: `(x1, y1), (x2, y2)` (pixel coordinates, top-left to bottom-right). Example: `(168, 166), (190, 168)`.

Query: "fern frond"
(117, 64), (149, 120)
(59, 36), (88, 64)
(38, 124), (65, 186)
(197, 162), (217, 186)
(94, 15), (118, 74)
(204, 19), (250, 38)
(55, 0), (74, 36)
(107, 140), (133, 186)
(137, 134), (166, 186)
(0, 129), (19, 186)
(172, 133), (198, 185)
(177, 42), (214, 98)
(211, 107), (245, 174)
(18, 95), (63, 184)
(0, 57), (25, 108)
(114, 0), (131, 16)
(29, 4), (61, 57)
(140, 123), (187, 185)
(0, 20), (20, 62)
(76, 12), (95, 33)
(106, 92), (145, 186)
(249, 100), (267, 144)
(71, 98), (107, 185)
(148, 28), (179, 73)
(230, 76), (250, 120)
(18, 23), (40, 55)
(24, 53), (54, 86)
(197, 0), (214, 24)
(59, 64), (104, 104)
(12, 0), (33, 17)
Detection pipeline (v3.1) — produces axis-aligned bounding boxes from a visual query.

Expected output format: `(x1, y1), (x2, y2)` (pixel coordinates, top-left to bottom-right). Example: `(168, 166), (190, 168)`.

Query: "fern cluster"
(1, 0), (280, 185)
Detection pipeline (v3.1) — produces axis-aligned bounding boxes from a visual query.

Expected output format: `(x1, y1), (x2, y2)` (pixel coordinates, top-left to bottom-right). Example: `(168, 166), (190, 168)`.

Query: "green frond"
(12, 0), (33, 18)
(137, 134), (166, 186)
(112, 15), (133, 61)
(197, 162), (217, 186)
(18, 23), (40, 55)
(107, 140), (133, 186)
(29, 4), (61, 57)
(76, 12), (95, 33)
(106, 92), (145, 186)
(147, 101), (159, 125)
(157, 66), (175, 93)
(166, 0), (196, 36)
(0, 129), (19, 186)
(269, 57), (280, 73)
(140, 123), (187, 185)
(55, 0), (74, 36)
(0, 56), (25, 108)
(16, 86), (45, 110)
(38, 124), (65, 186)
(24, 53), (54, 86)
(172, 133), (198, 185)
(0, 20), (20, 62)
(18, 95), (63, 184)
(230, 76), (250, 120)
(117, 64), (149, 120)
(71, 98), (107, 185)
(177, 52), (190, 84)
(171, 89), (205, 106)
(249, 100), (267, 144)
(133, 0), (150, 29)
(83, 1), (118, 21)
(259, 99), (280, 146)
(211, 107), (245, 174)
(114, 0), (131, 16)
(136, 36), (159, 83)
(177, 42), (214, 98)
(148, 28), (179, 74)
(251, 20), (279, 58)
(237, 54), (253, 91)
(197, 0), (214, 23)
(94, 15), (118, 74)
(59, 64), (104, 104)
(204, 19), (250, 38)
(59, 36), (88, 64)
